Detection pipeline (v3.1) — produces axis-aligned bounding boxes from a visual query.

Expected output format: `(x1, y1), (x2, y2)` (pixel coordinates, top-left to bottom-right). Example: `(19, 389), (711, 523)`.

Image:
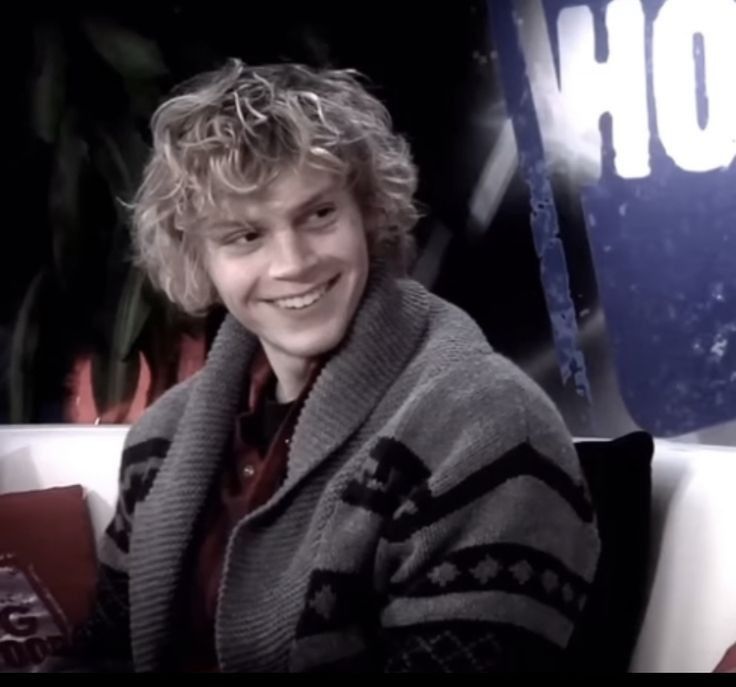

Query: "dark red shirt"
(182, 349), (318, 671)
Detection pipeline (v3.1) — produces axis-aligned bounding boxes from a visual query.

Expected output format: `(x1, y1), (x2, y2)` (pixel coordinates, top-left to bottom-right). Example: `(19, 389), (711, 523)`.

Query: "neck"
(261, 344), (317, 403)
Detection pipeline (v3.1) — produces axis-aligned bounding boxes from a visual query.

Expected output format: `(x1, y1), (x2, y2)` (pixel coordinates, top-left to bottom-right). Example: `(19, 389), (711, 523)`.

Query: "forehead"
(208, 165), (345, 225)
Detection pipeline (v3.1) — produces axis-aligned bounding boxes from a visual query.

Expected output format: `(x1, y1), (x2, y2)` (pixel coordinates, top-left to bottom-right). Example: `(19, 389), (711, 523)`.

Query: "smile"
(270, 276), (339, 310)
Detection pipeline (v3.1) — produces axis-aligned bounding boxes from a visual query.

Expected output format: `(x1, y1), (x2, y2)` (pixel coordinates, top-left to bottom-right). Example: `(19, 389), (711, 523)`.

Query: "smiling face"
(201, 164), (370, 367)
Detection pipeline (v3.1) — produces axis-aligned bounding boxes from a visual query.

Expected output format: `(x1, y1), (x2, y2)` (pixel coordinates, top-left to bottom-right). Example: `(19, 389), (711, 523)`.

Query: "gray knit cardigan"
(68, 268), (600, 672)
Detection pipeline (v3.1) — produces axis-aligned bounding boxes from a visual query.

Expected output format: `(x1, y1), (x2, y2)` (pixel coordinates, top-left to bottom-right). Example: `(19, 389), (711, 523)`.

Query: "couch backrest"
(0, 425), (126, 551)
(1, 426), (734, 672)
(630, 439), (736, 673)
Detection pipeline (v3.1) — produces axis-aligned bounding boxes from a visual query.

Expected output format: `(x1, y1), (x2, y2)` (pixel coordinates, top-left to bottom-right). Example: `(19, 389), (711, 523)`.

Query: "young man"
(59, 59), (600, 672)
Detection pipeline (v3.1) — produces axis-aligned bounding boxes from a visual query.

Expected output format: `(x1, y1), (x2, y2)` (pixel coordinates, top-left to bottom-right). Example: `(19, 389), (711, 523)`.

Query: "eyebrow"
(203, 218), (255, 237)
(202, 179), (343, 234)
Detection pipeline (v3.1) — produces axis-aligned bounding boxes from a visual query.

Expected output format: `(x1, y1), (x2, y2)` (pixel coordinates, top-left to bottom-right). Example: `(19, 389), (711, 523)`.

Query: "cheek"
(206, 258), (255, 305)
(338, 220), (369, 264)
(205, 257), (227, 298)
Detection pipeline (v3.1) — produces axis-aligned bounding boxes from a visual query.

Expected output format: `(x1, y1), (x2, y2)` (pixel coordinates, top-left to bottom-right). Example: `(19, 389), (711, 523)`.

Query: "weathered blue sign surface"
(489, 0), (736, 435)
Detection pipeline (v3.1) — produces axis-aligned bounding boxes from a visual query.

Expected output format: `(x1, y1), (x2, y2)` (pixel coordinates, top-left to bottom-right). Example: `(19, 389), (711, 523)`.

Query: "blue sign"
(489, 0), (736, 435)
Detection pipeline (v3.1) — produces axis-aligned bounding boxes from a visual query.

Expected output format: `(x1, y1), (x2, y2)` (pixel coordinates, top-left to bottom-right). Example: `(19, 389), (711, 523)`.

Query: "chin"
(282, 324), (349, 360)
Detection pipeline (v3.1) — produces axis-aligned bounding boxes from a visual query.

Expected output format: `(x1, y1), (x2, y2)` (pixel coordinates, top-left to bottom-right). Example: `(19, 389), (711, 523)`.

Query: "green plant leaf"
(8, 271), (45, 423)
(48, 112), (87, 287)
(87, 267), (151, 417)
(126, 79), (164, 120)
(91, 347), (141, 419)
(30, 25), (67, 144)
(112, 268), (152, 361)
(82, 18), (168, 81)
(92, 121), (149, 199)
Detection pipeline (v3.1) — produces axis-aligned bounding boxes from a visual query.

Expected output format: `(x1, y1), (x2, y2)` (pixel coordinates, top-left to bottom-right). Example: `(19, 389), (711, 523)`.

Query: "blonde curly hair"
(131, 58), (419, 315)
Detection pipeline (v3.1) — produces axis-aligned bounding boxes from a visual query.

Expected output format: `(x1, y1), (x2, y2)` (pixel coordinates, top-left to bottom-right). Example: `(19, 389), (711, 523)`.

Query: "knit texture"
(72, 267), (600, 672)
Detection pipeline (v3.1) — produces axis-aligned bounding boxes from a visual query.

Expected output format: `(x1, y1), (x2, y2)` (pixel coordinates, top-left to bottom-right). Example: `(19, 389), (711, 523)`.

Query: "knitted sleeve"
(374, 371), (601, 672)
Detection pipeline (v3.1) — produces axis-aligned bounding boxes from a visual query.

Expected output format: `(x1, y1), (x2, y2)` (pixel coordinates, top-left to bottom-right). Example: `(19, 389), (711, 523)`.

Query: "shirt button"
(242, 465), (256, 478)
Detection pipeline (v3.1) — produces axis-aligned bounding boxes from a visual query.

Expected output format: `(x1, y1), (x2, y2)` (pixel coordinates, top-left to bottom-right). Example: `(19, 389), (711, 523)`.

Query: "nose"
(268, 229), (317, 280)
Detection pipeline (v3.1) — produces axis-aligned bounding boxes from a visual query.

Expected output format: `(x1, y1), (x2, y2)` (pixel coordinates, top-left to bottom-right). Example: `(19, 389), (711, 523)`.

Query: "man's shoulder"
(120, 372), (200, 469)
(129, 373), (198, 438)
(411, 292), (552, 409)
(391, 292), (578, 477)
(404, 341), (564, 444)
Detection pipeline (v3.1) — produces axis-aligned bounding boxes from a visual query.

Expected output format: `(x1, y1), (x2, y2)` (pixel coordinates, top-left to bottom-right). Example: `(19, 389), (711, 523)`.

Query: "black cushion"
(566, 431), (654, 672)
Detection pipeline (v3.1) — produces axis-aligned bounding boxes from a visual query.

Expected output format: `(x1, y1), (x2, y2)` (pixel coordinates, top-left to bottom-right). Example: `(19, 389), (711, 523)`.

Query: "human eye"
(304, 203), (337, 228)
(219, 226), (262, 248)
(230, 228), (261, 244)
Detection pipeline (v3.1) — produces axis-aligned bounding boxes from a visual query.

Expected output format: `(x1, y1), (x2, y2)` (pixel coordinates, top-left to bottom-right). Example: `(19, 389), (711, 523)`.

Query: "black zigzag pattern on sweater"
(106, 467), (160, 554)
(342, 437), (430, 516)
(388, 542), (589, 621)
(120, 438), (171, 468)
(106, 439), (169, 553)
(384, 442), (594, 542)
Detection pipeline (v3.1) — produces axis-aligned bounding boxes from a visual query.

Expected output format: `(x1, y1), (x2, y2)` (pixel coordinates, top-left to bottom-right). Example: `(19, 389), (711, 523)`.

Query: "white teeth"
(273, 282), (330, 310)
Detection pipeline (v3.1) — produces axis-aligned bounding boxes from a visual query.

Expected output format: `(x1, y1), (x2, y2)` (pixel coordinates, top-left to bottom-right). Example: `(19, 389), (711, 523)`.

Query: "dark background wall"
(3, 1), (735, 444)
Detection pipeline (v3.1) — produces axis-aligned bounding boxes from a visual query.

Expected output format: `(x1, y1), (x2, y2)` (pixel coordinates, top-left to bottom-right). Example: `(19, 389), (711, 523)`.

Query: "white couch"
(1, 425), (735, 672)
